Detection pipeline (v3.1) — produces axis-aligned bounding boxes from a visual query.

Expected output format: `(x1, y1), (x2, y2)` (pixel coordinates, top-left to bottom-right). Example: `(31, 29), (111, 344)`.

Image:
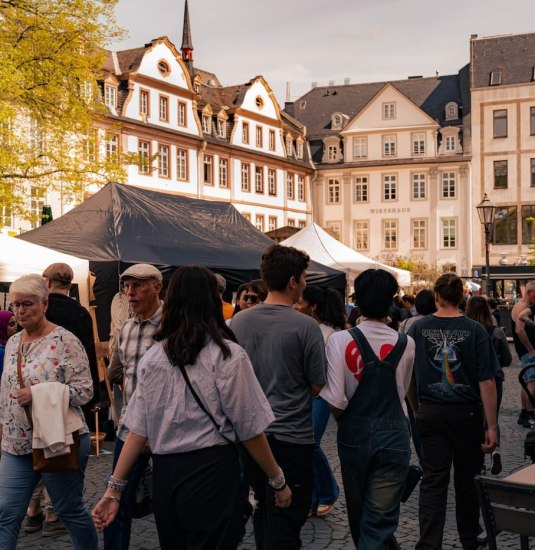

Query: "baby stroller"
(519, 365), (535, 463)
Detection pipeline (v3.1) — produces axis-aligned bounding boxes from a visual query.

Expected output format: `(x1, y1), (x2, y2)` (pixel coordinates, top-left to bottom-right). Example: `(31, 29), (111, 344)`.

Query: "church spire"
(181, 0), (194, 73)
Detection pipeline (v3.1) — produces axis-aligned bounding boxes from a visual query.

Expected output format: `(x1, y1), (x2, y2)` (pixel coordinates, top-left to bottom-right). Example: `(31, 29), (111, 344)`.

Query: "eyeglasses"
(10, 301), (35, 310)
(244, 294), (259, 304)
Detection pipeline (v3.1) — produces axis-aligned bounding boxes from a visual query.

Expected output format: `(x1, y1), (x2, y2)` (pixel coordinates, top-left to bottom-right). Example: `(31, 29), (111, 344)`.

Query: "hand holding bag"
(16, 336), (79, 473)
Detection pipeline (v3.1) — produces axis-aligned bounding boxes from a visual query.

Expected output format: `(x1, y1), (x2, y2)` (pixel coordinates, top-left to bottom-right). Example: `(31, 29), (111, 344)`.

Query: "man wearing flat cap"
(104, 263), (163, 550)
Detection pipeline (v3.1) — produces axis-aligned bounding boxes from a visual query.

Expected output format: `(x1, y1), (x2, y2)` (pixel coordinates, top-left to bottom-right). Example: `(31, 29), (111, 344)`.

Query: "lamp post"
(476, 194), (496, 297)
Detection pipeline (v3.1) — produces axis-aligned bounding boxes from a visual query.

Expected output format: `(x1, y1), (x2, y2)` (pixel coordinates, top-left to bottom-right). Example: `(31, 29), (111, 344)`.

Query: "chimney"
(311, 81), (318, 88)
(343, 77), (350, 85)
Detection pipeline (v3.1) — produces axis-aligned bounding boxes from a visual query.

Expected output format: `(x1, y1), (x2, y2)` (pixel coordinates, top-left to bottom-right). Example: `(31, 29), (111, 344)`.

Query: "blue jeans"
(103, 436), (151, 550)
(0, 433), (96, 550)
(338, 427), (410, 550)
(521, 354), (535, 382)
(311, 397), (339, 509)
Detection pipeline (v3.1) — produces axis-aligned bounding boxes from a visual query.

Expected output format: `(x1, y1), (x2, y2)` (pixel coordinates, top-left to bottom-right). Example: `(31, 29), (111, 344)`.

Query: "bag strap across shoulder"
(16, 334), (34, 429)
(176, 361), (234, 444)
(348, 326), (408, 368)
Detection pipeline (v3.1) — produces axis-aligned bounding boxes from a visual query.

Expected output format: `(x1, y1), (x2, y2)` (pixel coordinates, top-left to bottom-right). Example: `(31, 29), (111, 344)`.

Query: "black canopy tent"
(18, 183), (346, 339)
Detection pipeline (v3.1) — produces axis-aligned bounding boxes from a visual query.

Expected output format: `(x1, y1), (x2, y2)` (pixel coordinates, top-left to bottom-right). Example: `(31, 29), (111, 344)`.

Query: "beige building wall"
(471, 82), (535, 267)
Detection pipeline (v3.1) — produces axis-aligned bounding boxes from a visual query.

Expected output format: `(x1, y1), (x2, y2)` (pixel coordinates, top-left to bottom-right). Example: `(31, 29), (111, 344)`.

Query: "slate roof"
(471, 33), (535, 88)
(291, 74), (463, 138)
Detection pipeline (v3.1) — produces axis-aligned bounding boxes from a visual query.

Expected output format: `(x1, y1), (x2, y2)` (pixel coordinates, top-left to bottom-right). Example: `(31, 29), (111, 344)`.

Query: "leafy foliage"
(0, 0), (129, 223)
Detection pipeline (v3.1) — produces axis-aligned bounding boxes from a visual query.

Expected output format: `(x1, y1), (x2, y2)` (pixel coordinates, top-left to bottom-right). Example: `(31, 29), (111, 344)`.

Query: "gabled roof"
(470, 32), (535, 88)
(291, 74), (463, 137)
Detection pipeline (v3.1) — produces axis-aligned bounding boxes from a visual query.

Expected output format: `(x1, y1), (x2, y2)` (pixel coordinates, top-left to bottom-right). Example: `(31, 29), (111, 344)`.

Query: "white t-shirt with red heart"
(320, 319), (415, 414)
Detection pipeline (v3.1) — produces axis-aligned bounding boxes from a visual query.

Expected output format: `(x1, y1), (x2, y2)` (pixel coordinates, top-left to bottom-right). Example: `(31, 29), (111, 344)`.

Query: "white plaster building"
(1, 1), (312, 235)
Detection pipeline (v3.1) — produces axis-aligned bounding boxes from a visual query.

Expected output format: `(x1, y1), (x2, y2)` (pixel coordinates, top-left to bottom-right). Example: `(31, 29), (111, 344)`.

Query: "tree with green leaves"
(0, 0), (130, 225)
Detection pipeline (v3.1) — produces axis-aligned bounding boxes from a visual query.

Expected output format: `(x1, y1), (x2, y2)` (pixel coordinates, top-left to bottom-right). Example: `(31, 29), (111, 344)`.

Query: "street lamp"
(476, 193), (496, 296)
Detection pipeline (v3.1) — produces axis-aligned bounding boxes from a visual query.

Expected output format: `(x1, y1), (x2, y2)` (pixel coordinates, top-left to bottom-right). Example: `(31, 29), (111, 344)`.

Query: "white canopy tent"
(280, 223), (411, 287)
(0, 235), (90, 307)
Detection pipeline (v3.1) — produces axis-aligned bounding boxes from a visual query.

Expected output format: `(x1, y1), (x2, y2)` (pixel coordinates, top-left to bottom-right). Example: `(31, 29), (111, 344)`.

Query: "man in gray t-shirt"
(230, 244), (325, 550)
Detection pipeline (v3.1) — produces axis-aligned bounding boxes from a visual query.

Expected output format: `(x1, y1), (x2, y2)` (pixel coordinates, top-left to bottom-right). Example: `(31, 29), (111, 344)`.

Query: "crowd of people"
(0, 247), (533, 550)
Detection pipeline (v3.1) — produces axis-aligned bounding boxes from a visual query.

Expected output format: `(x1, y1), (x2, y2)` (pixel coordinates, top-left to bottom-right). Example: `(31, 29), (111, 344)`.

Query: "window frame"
(104, 84), (117, 110)
(139, 89), (150, 117)
(202, 114), (211, 134)
(138, 139), (151, 175)
(327, 178), (341, 204)
(255, 166), (264, 194)
(286, 172), (294, 200)
(383, 135), (397, 157)
(353, 136), (368, 159)
(241, 163), (250, 192)
(105, 133), (119, 163)
(256, 126), (263, 148)
(176, 148), (188, 181)
(442, 218), (457, 248)
(157, 143), (170, 179)
(412, 219), (427, 249)
(441, 172), (456, 199)
(412, 173), (426, 200)
(242, 122), (249, 144)
(383, 219), (398, 250)
(255, 214), (264, 232)
(412, 133), (425, 156)
(354, 176), (369, 203)
(493, 160), (508, 189)
(158, 94), (169, 122)
(382, 102), (396, 120)
(269, 129), (276, 151)
(493, 109), (507, 138)
(177, 101), (187, 127)
(297, 175), (305, 201)
(354, 220), (369, 250)
(268, 169), (277, 196)
(203, 154), (213, 185)
(218, 157), (228, 188)
(383, 174), (397, 201)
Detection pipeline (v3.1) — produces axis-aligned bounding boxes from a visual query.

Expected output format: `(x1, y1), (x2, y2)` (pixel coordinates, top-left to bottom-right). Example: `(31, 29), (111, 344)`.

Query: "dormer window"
(296, 141), (303, 159)
(194, 82), (201, 94)
(445, 102), (459, 121)
(286, 138), (293, 157)
(104, 85), (117, 110)
(490, 70), (502, 86)
(202, 114), (211, 134)
(332, 114), (343, 129)
(331, 112), (348, 130)
(216, 119), (226, 138)
(157, 60), (170, 76)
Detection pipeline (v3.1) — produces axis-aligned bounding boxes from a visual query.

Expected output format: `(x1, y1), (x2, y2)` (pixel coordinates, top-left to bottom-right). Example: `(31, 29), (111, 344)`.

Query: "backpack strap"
(348, 326), (408, 368)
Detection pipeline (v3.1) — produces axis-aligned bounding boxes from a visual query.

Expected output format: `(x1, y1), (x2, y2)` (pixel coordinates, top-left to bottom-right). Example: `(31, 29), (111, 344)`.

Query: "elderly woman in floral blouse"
(0, 274), (96, 550)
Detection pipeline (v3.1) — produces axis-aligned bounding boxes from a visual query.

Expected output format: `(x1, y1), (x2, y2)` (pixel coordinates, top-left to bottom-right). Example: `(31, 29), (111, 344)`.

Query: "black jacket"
(46, 293), (100, 404)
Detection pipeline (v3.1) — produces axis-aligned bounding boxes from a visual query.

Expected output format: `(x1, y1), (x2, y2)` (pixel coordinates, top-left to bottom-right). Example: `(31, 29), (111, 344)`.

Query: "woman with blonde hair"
(0, 274), (96, 549)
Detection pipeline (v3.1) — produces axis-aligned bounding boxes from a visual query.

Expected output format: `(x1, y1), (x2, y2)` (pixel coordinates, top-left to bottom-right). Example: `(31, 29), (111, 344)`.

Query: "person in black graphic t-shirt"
(408, 273), (497, 550)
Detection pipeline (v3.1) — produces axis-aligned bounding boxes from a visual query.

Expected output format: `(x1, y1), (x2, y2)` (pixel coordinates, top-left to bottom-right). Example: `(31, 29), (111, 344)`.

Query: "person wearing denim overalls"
(321, 269), (415, 549)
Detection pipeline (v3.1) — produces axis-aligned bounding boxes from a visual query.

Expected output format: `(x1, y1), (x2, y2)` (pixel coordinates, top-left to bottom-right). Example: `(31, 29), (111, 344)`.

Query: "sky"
(112, 0), (535, 105)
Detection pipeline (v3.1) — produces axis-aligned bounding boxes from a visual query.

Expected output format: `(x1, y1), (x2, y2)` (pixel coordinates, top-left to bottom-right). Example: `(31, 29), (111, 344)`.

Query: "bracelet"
(273, 482), (288, 492)
(101, 495), (121, 502)
(106, 475), (128, 492)
(268, 467), (286, 491)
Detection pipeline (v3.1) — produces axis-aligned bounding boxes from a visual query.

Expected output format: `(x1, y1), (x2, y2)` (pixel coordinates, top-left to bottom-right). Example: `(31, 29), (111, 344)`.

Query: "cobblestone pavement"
(17, 345), (535, 549)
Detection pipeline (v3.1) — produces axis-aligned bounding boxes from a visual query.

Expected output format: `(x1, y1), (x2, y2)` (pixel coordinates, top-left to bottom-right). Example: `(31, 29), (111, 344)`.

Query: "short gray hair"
(214, 273), (226, 295)
(10, 274), (49, 303)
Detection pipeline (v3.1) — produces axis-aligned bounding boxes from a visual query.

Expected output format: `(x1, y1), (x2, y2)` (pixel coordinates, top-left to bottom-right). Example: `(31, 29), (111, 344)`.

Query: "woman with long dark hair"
(465, 295), (512, 474)
(295, 286), (345, 517)
(92, 266), (291, 549)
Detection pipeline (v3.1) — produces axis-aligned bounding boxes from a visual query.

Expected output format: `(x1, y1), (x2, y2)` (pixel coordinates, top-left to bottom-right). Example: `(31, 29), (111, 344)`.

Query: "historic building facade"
(289, 73), (473, 275)
(2, 0), (312, 234)
(468, 33), (535, 269)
